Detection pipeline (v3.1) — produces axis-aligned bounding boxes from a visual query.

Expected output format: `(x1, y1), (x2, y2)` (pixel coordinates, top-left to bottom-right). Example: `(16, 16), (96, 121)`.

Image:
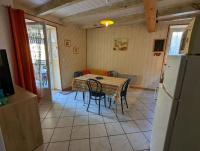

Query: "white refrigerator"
(151, 17), (200, 151)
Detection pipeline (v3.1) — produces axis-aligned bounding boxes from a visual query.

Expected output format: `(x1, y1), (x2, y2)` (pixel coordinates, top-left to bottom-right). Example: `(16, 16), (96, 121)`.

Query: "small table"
(72, 74), (127, 103)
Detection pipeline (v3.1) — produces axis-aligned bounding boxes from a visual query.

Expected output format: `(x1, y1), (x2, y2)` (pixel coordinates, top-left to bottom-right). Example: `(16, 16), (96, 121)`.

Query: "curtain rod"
(0, 4), (65, 27)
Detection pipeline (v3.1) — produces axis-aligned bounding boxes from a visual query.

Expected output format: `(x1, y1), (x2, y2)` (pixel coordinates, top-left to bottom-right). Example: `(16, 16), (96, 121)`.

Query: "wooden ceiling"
(14, 0), (200, 31)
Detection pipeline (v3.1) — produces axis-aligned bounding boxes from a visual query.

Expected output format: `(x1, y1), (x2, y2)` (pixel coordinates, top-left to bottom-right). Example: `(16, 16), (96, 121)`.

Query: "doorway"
(166, 25), (188, 55)
(25, 19), (61, 100)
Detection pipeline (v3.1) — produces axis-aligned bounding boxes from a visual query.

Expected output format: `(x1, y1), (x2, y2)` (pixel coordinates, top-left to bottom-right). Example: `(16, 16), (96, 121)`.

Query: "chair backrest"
(108, 71), (118, 77)
(87, 79), (102, 94)
(74, 71), (83, 78)
(121, 79), (131, 94)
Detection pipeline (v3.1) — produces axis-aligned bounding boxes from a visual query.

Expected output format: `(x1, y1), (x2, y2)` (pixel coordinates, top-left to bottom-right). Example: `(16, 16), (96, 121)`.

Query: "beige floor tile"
(110, 135), (133, 151)
(69, 139), (90, 151)
(105, 122), (124, 136)
(42, 129), (54, 143)
(135, 120), (152, 131)
(46, 110), (62, 118)
(73, 116), (88, 126)
(56, 117), (74, 127)
(127, 133), (150, 150)
(90, 137), (111, 151)
(71, 125), (89, 140)
(117, 114), (132, 122)
(147, 118), (154, 124)
(141, 110), (155, 119)
(61, 109), (76, 117)
(143, 131), (152, 142)
(128, 110), (145, 120)
(47, 141), (69, 151)
(121, 121), (140, 133)
(42, 117), (59, 129)
(34, 144), (48, 151)
(51, 127), (72, 142)
(89, 115), (104, 124)
(51, 104), (64, 110)
(90, 124), (107, 138)
(75, 109), (89, 116)
(103, 114), (118, 123)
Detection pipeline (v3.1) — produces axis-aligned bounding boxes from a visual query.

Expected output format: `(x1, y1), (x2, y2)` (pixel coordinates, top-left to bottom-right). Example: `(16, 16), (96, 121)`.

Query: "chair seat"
(121, 91), (127, 97)
(91, 91), (105, 98)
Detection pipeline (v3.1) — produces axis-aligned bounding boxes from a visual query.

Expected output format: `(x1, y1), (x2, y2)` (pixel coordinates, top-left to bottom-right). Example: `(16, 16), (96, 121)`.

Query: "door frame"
(26, 20), (52, 99)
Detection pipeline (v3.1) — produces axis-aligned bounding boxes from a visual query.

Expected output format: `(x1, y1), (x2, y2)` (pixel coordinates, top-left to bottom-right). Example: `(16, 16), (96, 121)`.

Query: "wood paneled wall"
(87, 23), (168, 89)
(57, 25), (87, 89)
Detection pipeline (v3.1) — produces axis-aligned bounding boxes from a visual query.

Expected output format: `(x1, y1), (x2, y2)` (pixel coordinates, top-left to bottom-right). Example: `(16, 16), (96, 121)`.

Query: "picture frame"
(64, 39), (71, 47)
(113, 38), (129, 51)
(153, 39), (165, 52)
(73, 47), (79, 54)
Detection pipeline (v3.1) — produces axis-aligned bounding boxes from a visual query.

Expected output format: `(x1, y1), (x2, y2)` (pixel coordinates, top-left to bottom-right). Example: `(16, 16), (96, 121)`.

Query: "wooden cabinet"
(0, 86), (43, 151)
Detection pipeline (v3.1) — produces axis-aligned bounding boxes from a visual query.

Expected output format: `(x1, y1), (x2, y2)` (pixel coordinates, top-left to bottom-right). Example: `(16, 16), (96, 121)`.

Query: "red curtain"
(8, 7), (37, 95)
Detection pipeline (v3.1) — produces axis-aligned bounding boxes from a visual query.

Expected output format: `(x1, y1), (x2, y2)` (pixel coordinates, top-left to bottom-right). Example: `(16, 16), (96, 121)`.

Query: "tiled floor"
(35, 88), (156, 151)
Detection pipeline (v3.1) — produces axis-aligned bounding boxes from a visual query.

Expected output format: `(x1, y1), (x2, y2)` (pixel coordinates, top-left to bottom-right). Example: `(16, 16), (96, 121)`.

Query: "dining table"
(72, 74), (128, 103)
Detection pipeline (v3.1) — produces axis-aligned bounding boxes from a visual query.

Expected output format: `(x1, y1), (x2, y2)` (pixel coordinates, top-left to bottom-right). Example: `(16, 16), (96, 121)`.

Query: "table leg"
(115, 100), (118, 117)
(82, 92), (85, 104)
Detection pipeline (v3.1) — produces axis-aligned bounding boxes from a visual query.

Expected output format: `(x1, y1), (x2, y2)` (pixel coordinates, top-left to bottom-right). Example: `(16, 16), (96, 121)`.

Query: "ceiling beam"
(61, 0), (143, 23)
(143, 0), (157, 32)
(36, 0), (83, 16)
(157, 2), (200, 21)
(157, 10), (200, 21)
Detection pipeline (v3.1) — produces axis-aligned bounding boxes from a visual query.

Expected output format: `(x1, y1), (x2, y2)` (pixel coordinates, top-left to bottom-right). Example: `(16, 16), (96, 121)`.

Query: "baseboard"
(62, 86), (72, 91)
(130, 86), (155, 91)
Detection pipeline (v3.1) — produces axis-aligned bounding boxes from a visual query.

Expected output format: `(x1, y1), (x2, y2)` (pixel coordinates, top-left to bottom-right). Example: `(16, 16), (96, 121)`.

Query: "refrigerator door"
(151, 87), (177, 151)
(168, 56), (200, 151)
(163, 55), (186, 99)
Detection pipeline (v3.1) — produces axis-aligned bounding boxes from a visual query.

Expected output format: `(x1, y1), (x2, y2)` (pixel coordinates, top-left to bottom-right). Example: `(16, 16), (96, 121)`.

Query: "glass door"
(26, 20), (51, 100)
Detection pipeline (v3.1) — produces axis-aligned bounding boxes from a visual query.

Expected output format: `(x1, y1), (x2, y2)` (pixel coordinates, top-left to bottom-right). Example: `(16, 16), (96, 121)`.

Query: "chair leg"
(98, 99), (101, 115)
(124, 96), (128, 108)
(115, 100), (118, 117)
(82, 92), (85, 104)
(95, 97), (97, 104)
(87, 97), (91, 111)
(121, 97), (124, 114)
(104, 96), (106, 107)
(109, 98), (112, 108)
(74, 91), (78, 100)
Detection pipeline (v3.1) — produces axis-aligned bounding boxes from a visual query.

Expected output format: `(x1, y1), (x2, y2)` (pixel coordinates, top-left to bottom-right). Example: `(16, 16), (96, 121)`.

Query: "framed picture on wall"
(64, 39), (71, 47)
(73, 47), (79, 54)
(153, 39), (165, 52)
(113, 38), (129, 51)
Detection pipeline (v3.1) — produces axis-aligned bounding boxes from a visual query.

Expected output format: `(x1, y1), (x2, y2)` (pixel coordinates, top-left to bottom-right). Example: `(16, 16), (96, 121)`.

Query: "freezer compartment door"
(151, 87), (174, 151)
(163, 55), (186, 99)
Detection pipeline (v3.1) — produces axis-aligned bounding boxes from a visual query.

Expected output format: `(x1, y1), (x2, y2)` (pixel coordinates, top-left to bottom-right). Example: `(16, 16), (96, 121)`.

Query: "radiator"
(117, 73), (137, 85)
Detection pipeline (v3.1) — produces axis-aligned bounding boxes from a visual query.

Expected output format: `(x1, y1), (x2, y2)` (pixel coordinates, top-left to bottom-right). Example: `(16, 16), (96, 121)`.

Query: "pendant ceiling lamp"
(100, 19), (114, 27)
(99, 0), (114, 27)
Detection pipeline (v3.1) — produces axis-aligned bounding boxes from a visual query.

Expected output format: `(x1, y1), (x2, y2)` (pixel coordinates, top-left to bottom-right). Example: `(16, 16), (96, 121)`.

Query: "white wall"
(0, 0), (14, 78)
(87, 23), (168, 89)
